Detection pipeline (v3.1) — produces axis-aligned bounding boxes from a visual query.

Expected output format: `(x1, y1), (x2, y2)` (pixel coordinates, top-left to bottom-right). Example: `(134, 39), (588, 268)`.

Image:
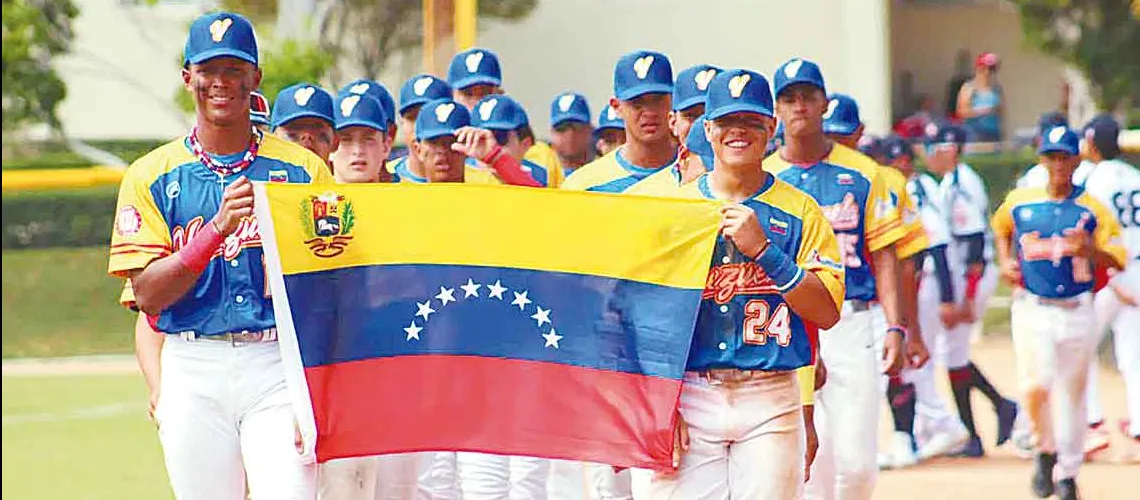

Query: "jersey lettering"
(742, 301), (792, 347)
(171, 215), (262, 261)
(703, 262), (779, 304)
(820, 192), (861, 231)
(835, 232), (862, 268)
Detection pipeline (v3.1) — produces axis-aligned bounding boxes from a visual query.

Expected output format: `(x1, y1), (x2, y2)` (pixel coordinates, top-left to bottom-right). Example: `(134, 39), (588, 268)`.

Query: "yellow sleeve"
(990, 195), (1016, 240)
(464, 167), (502, 185)
(895, 186), (930, 259)
(796, 365), (815, 405)
(864, 169), (907, 253)
(795, 195), (846, 313)
(108, 164), (172, 278)
(1086, 197), (1128, 269)
(119, 280), (136, 309)
(525, 143), (564, 188)
(305, 154), (335, 184)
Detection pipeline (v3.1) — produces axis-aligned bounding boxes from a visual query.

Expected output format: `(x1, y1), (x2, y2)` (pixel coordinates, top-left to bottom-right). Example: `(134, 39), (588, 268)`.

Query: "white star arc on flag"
(404, 278), (560, 348)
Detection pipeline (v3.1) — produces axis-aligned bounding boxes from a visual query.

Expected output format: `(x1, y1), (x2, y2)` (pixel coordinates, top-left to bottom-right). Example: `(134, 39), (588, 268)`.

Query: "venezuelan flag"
(255, 183), (720, 471)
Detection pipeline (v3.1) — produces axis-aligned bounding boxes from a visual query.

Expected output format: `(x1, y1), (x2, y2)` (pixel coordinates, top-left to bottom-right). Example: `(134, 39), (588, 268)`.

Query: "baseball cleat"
(1055, 477), (1079, 500)
(996, 399), (1019, 446)
(917, 427), (970, 460)
(1031, 452), (1056, 498)
(1083, 422), (1110, 461)
(1117, 421), (1140, 464)
(878, 431), (919, 470)
(955, 435), (985, 458)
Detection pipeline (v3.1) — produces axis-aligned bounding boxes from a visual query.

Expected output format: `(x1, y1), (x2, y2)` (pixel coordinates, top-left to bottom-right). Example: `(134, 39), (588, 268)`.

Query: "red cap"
(975, 52), (999, 68)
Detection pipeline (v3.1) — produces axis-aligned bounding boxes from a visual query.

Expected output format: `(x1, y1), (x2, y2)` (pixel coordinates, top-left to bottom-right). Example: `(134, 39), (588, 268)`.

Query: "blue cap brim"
(274, 111), (333, 129)
(187, 48), (257, 66)
(335, 120), (386, 132)
(673, 96), (706, 112)
(416, 129), (458, 141)
(706, 103), (774, 121)
(823, 121), (859, 136)
(775, 78), (824, 97)
(596, 124), (625, 132)
(477, 119), (518, 131)
(615, 84), (673, 102)
(1038, 144), (1078, 156)
(399, 100), (427, 116)
(452, 76), (502, 90)
(552, 114), (591, 127)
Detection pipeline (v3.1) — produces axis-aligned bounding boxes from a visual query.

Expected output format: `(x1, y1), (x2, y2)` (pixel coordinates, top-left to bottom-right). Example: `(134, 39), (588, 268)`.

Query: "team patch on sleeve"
(115, 205), (142, 237)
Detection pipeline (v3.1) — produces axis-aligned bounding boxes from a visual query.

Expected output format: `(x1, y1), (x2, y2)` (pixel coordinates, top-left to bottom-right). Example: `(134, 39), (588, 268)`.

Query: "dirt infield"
(874, 336), (1132, 500)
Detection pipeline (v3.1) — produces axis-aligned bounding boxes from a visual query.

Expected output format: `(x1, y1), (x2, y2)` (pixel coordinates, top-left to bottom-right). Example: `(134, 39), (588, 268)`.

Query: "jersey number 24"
(743, 301), (793, 346)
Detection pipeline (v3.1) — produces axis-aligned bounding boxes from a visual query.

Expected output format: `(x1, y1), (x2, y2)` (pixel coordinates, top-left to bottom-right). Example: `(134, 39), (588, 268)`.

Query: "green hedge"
(2, 187), (118, 249)
(3, 139), (167, 170)
(953, 149), (1038, 209)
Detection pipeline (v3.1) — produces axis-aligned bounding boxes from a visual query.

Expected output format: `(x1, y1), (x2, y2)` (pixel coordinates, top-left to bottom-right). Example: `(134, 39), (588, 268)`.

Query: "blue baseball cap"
(1038, 125), (1080, 156)
(857, 134), (883, 158)
(822, 93), (861, 136)
(773, 58), (826, 97)
(596, 104), (625, 132)
(551, 92), (591, 128)
(704, 69), (774, 121)
(334, 94), (388, 132)
(338, 79), (396, 129)
(399, 74), (452, 115)
(472, 95), (526, 131)
(673, 64), (721, 112)
(685, 116), (714, 170)
(923, 120), (966, 147)
(448, 48), (503, 90)
(880, 135), (913, 162)
(272, 84), (335, 129)
(415, 99), (471, 141)
(613, 50), (673, 101)
(183, 12), (258, 66)
(250, 90), (270, 126)
(1037, 111), (1069, 137)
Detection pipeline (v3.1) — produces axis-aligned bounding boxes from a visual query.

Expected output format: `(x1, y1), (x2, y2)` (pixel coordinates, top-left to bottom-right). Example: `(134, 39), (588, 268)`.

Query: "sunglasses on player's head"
(250, 92), (270, 114)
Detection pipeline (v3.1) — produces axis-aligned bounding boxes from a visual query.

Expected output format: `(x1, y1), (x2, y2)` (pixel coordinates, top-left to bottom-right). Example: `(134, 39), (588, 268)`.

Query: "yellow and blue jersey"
(464, 157), (550, 187)
(765, 144), (906, 302)
(639, 174), (845, 373)
(108, 133), (333, 336)
(524, 141), (565, 188)
(386, 157), (407, 180)
(625, 163), (685, 195)
(880, 166), (929, 259)
(992, 186), (1127, 299)
(392, 156), (499, 185)
(561, 147), (676, 193)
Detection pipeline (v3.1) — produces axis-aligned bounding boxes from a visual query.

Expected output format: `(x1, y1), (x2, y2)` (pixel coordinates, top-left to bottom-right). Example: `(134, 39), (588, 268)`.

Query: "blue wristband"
(755, 243), (804, 292)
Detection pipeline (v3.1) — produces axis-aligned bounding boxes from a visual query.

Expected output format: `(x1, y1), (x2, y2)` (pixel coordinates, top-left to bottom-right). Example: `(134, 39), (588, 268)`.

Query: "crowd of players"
(118, 11), (1139, 500)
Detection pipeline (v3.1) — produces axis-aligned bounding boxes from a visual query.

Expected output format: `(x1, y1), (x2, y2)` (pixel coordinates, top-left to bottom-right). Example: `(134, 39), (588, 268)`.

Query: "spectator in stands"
(895, 94), (939, 140)
(955, 52), (1004, 142)
(944, 49), (973, 120)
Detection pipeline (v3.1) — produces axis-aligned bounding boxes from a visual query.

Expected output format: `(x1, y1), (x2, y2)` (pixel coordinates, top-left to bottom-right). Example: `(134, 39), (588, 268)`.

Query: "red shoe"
(1084, 422), (1110, 461)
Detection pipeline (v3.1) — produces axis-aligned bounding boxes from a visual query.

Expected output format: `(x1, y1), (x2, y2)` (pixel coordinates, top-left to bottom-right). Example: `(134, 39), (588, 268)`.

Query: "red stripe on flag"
(305, 355), (681, 471)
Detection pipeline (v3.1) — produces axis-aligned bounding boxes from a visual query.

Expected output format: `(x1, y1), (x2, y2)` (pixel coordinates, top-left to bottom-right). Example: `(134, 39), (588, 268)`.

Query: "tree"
(1010, 0), (1140, 112)
(2, 0), (79, 135)
(174, 36), (335, 113)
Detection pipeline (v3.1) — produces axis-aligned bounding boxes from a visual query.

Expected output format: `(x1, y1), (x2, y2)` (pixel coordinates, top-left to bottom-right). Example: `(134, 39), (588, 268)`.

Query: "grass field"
(2, 247), (136, 358)
(1, 374), (171, 499)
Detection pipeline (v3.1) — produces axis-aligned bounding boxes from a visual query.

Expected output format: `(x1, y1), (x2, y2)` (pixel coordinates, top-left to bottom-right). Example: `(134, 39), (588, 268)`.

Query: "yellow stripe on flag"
(261, 183), (722, 289)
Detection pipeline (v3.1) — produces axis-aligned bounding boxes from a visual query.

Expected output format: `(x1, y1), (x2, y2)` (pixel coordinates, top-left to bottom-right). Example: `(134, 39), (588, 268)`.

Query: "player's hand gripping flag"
(254, 182), (721, 471)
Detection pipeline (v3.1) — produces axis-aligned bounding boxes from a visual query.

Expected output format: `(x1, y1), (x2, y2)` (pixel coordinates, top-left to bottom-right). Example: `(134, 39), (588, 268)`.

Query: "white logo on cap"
(340, 95), (360, 117)
(209, 18), (233, 43)
(823, 98), (839, 119)
(1048, 126), (1067, 143)
(783, 59), (804, 78)
(694, 69), (717, 91)
(435, 102), (456, 123)
(413, 77), (434, 96)
(465, 52), (484, 73)
(557, 94), (576, 112)
(349, 83), (369, 95)
(294, 87), (316, 106)
(728, 74), (751, 99)
(606, 107), (617, 120)
(924, 122), (939, 139)
(478, 98), (499, 121)
(633, 55), (655, 80)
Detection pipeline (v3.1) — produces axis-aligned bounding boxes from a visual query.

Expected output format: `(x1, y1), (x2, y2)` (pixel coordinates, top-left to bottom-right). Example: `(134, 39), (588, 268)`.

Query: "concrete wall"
(378, 0), (895, 137)
(889, 0), (1075, 138)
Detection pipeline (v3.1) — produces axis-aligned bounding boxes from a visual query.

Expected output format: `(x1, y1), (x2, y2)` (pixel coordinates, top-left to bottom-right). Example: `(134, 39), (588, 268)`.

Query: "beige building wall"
(380, 0), (895, 137)
(889, 1), (1073, 139)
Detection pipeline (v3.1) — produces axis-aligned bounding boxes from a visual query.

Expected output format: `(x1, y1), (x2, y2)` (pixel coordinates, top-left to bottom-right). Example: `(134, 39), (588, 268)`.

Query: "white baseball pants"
(1010, 293), (1096, 480)
(418, 452), (460, 500)
(584, 462), (633, 499)
(631, 371), (804, 499)
(455, 452), (550, 499)
(154, 336), (316, 500)
(910, 274), (969, 434)
(1087, 264), (1140, 435)
(320, 457), (378, 500)
(803, 304), (879, 500)
(374, 453), (424, 499)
